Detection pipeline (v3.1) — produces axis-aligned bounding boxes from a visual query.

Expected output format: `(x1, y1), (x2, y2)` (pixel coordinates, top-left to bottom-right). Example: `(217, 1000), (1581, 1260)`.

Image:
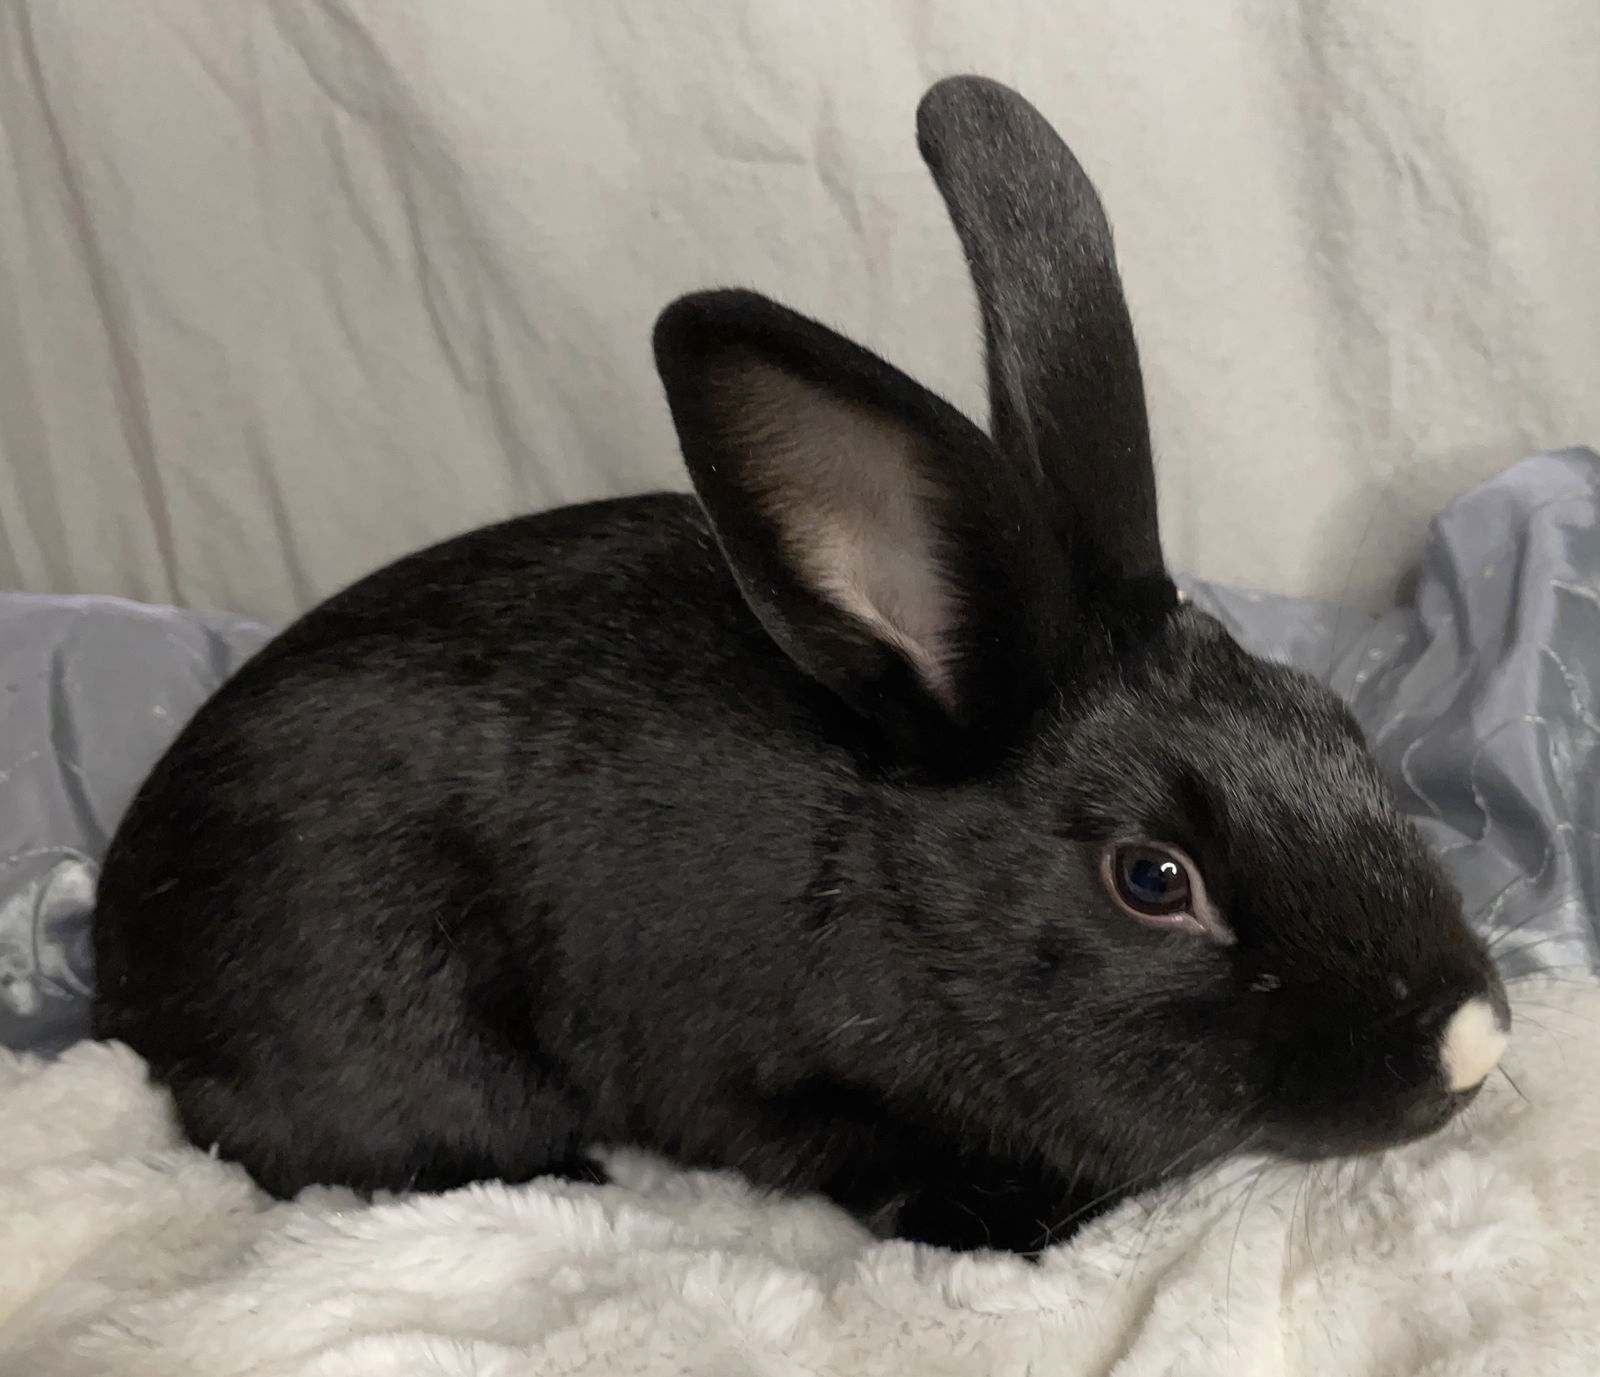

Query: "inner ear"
(721, 358), (959, 707)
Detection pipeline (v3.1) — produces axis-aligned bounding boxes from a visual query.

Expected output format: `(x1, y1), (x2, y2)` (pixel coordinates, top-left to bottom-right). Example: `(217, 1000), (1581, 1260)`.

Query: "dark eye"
(1110, 845), (1192, 915)
(1099, 842), (1234, 945)
(1113, 844), (1190, 921)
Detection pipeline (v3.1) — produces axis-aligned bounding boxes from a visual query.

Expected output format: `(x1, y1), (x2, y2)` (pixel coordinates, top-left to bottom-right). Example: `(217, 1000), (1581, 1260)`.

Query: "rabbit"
(90, 76), (1509, 1257)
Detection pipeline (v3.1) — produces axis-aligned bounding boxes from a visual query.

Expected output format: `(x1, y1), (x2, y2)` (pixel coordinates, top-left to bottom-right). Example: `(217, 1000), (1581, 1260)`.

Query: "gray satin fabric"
(0, 597), (270, 1054)
(1189, 446), (1600, 983)
(2, 450), (1596, 1054)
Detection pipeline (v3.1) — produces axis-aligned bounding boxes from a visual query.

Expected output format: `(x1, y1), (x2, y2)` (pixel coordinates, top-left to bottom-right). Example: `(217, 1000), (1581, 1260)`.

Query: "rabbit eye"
(1110, 845), (1191, 915)
(1100, 843), (1234, 945)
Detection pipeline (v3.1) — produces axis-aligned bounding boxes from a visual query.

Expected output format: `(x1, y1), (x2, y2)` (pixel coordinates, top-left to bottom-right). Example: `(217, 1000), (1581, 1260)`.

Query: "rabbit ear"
(917, 76), (1168, 598)
(654, 289), (1080, 765)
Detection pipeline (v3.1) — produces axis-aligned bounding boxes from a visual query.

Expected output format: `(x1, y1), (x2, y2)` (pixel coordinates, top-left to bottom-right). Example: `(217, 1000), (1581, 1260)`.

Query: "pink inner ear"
(798, 498), (954, 704)
(733, 361), (958, 706)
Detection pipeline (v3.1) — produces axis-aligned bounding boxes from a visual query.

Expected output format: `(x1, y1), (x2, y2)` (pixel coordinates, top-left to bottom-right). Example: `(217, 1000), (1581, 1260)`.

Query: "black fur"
(91, 77), (1505, 1256)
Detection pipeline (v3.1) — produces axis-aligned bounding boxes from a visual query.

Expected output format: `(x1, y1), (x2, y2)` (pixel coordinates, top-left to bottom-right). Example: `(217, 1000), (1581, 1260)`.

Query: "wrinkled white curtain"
(2, 0), (1596, 621)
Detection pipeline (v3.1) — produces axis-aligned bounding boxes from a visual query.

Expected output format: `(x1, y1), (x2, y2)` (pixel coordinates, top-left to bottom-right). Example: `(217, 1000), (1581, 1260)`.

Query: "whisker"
(1107, 1136), (1269, 1303)
(1041, 1107), (1257, 1241)
(1502, 1012), (1563, 1056)
(1484, 902), (1575, 954)
(1475, 884), (1580, 938)
(1507, 998), (1599, 1029)
(1329, 1156), (1356, 1250)
(1490, 934), (1595, 969)
(1224, 1162), (1273, 1355)
(1302, 1165), (1330, 1301)
(1496, 1064), (1531, 1105)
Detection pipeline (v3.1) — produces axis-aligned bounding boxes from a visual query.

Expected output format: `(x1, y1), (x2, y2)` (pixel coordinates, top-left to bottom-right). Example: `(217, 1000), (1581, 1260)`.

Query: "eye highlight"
(1099, 842), (1233, 945)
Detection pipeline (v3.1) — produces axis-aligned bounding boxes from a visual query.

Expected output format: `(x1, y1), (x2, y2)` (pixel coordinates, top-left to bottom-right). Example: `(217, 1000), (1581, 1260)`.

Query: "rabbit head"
(652, 77), (1508, 1187)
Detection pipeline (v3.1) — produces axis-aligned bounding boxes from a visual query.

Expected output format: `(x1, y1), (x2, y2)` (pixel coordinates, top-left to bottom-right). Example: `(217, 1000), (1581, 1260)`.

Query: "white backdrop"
(2, 0), (1597, 622)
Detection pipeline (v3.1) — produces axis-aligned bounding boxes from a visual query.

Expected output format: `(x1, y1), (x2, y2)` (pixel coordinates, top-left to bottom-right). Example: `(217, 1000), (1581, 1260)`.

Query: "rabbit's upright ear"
(917, 77), (1170, 607)
(654, 290), (1078, 765)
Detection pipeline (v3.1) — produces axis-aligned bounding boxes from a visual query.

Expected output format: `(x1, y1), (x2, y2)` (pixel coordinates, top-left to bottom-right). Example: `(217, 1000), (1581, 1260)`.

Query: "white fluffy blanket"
(4, 979), (1599, 1377)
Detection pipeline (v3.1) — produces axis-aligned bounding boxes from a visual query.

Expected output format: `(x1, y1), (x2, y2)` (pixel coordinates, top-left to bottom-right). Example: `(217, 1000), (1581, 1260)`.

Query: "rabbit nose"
(1438, 995), (1509, 1092)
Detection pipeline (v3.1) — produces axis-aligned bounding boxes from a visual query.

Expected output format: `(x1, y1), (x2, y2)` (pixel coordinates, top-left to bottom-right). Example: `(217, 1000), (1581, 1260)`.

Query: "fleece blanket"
(1, 977), (1597, 1376)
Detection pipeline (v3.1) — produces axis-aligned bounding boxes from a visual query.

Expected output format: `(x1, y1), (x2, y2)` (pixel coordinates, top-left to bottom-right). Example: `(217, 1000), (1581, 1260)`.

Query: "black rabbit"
(91, 77), (1509, 1256)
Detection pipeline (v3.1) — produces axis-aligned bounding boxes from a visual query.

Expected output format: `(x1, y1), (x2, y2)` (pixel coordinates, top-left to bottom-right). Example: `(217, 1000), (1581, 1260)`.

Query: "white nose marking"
(1440, 996), (1508, 1092)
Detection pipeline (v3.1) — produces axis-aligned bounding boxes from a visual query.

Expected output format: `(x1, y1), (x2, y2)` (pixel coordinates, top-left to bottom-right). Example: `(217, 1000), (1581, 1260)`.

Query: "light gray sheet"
(3, 449), (1597, 1054)
(7, 5), (1600, 625)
